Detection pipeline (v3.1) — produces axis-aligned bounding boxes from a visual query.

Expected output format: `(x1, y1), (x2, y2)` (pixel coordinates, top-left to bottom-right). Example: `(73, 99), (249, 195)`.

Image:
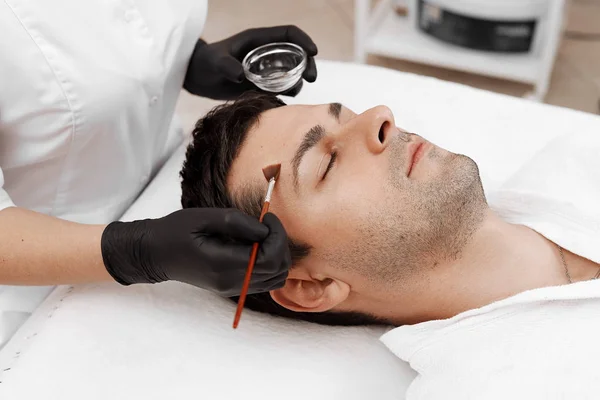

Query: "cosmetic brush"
(233, 163), (282, 329)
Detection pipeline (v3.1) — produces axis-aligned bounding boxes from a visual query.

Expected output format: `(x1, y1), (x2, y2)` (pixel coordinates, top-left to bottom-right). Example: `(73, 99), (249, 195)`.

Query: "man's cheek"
(337, 178), (385, 208)
(328, 192), (376, 232)
(333, 174), (373, 200)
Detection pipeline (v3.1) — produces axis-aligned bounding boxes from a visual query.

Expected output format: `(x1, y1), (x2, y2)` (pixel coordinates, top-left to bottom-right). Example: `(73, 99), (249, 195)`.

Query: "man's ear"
(270, 270), (350, 313)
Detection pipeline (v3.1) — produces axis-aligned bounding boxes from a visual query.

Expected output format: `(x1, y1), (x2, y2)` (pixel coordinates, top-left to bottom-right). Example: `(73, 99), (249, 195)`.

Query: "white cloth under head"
(383, 279), (600, 399)
(381, 129), (600, 399)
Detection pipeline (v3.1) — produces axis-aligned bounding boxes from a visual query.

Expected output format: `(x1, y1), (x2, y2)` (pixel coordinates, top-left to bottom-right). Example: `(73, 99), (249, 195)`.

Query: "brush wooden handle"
(233, 201), (270, 328)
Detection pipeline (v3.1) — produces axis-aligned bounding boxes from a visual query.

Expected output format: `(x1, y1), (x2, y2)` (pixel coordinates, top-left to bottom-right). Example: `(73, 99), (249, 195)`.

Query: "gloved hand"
(100, 208), (291, 297)
(183, 25), (318, 100)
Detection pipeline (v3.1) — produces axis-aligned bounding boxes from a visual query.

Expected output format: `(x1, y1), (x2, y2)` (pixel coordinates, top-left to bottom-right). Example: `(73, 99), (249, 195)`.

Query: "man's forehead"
(229, 104), (324, 186)
(255, 104), (322, 145)
(253, 105), (309, 149)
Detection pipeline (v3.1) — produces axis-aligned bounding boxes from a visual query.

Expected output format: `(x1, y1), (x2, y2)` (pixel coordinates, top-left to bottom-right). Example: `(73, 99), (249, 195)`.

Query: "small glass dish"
(242, 42), (307, 93)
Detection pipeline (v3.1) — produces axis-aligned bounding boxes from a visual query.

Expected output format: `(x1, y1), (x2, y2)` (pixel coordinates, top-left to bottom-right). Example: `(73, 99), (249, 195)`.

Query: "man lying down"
(181, 94), (600, 399)
(181, 95), (600, 399)
(180, 91), (600, 325)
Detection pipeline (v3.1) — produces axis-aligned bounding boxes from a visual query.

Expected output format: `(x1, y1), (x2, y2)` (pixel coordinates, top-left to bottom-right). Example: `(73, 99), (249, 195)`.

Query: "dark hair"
(180, 92), (386, 326)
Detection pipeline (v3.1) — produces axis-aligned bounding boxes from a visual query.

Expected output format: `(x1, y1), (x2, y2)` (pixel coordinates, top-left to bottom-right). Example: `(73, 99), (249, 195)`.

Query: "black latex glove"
(101, 208), (291, 297)
(183, 25), (318, 100)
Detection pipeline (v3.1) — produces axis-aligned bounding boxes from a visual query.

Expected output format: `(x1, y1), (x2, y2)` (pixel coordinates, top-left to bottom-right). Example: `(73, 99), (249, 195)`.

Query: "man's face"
(228, 103), (486, 322)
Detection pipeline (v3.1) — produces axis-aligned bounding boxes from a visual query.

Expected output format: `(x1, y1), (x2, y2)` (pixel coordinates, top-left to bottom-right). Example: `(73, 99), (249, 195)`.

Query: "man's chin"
(442, 154), (486, 201)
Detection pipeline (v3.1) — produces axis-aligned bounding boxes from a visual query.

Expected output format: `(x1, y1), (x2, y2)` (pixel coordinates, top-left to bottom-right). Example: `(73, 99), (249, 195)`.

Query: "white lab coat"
(0, 0), (207, 348)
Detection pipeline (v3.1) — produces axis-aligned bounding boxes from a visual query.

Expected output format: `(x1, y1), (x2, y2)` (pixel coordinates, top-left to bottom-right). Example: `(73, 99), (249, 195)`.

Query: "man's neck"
(391, 210), (597, 325)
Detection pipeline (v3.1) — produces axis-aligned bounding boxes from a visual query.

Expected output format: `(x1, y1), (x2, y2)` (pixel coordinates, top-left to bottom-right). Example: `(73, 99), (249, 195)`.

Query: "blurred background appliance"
(355, 0), (566, 101)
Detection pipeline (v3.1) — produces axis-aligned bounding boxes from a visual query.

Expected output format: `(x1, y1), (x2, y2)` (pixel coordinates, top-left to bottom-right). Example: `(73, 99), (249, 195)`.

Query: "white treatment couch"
(1, 60), (599, 400)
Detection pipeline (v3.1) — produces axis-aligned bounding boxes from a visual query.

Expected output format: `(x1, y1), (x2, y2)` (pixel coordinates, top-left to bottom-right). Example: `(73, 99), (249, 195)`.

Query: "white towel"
(380, 129), (600, 399)
(382, 280), (600, 399)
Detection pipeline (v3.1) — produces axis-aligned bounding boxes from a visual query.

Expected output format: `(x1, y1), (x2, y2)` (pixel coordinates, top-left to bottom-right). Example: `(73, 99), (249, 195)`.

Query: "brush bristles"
(262, 163), (281, 182)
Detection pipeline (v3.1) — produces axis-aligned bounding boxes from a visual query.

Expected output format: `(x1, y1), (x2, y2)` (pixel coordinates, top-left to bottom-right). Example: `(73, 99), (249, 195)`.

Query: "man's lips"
(406, 140), (426, 177)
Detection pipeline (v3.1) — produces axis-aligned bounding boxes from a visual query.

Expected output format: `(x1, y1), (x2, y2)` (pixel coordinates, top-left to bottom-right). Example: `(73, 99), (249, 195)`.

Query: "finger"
(200, 238), (286, 296)
(255, 213), (292, 274)
(198, 208), (268, 242)
(283, 26), (318, 56)
(199, 238), (258, 273)
(216, 55), (245, 83)
(302, 57), (317, 82)
(232, 25), (318, 58)
(250, 266), (290, 280)
(248, 271), (289, 294)
(279, 80), (303, 97)
(240, 81), (269, 96)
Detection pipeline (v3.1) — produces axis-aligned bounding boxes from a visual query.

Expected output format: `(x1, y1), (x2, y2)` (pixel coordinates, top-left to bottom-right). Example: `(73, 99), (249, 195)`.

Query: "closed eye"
(322, 151), (337, 179)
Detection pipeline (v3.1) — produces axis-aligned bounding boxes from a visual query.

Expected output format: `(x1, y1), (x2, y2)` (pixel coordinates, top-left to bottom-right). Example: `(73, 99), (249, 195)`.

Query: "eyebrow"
(329, 102), (342, 121)
(291, 103), (343, 189)
(291, 125), (325, 189)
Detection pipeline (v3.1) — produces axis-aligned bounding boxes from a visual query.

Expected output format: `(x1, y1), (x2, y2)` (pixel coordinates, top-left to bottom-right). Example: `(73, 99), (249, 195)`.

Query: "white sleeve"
(0, 166), (16, 211)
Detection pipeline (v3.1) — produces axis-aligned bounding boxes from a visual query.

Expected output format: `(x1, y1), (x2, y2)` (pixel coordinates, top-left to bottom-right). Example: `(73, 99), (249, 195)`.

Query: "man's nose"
(351, 105), (396, 154)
